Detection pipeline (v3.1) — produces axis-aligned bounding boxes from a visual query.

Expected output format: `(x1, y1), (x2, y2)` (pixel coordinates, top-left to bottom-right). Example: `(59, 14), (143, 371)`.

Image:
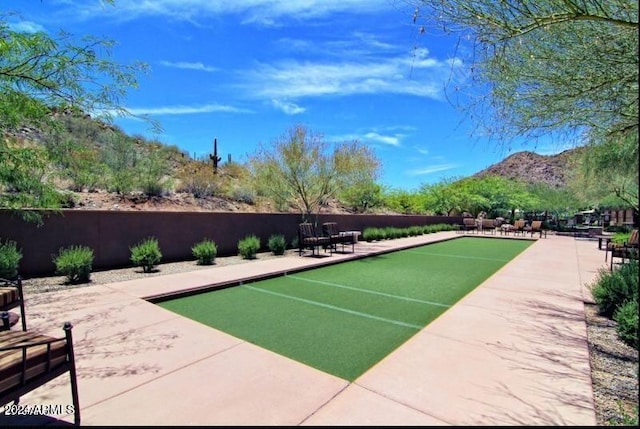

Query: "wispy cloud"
(271, 100), (306, 115)
(406, 163), (459, 176)
(126, 104), (252, 116)
(57, 0), (393, 26)
(328, 130), (405, 147)
(159, 60), (218, 72)
(240, 55), (447, 100)
(363, 132), (401, 147)
(8, 20), (46, 33)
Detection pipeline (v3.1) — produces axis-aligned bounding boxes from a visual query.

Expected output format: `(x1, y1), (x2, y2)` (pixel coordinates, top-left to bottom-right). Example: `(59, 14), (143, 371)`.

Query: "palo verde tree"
(248, 124), (381, 222)
(410, 0), (638, 220)
(0, 2), (153, 221)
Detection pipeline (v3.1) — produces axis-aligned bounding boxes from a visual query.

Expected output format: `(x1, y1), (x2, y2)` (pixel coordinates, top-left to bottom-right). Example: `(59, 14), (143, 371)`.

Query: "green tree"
(102, 132), (137, 196)
(411, 0), (637, 145)
(137, 142), (172, 197)
(528, 182), (583, 227)
(411, 0), (638, 223)
(0, 137), (65, 223)
(0, 2), (153, 219)
(383, 188), (426, 214)
(249, 125), (381, 221)
(420, 177), (462, 215)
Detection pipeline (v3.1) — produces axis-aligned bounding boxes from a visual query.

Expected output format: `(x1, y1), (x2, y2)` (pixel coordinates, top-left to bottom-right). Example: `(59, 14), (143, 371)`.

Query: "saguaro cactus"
(209, 138), (222, 174)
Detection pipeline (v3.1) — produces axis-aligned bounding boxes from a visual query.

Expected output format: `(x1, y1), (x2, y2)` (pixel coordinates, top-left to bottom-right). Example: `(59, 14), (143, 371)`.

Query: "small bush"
(53, 245), (94, 284)
(192, 239), (217, 265)
(267, 234), (286, 255)
(130, 237), (162, 273)
(614, 299), (639, 349)
(0, 239), (22, 279)
(238, 235), (260, 260)
(592, 261), (639, 318)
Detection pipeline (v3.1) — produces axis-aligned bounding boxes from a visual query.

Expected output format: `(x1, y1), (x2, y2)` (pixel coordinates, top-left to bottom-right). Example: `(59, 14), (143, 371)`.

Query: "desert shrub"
(53, 245), (94, 284)
(130, 237), (162, 273)
(137, 146), (172, 196)
(0, 239), (22, 279)
(238, 235), (260, 260)
(192, 239), (217, 265)
(614, 299), (639, 349)
(290, 236), (299, 250)
(231, 185), (256, 204)
(592, 261), (639, 318)
(362, 227), (382, 242)
(267, 234), (286, 255)
(176, 162), (220, 198)
(408, 226), (423, 237)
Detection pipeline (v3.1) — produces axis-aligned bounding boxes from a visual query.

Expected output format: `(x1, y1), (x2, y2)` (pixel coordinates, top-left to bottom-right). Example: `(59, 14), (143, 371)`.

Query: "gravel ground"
(18, 252), (640, 426)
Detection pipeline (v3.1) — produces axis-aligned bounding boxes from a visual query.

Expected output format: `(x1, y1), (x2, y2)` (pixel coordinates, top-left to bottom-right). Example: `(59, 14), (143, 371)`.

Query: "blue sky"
(8, 1), (572, 191)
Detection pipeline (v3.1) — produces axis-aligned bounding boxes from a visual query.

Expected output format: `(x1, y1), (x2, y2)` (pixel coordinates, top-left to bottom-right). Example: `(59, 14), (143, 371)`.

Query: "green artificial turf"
(159, 237), (533, 380)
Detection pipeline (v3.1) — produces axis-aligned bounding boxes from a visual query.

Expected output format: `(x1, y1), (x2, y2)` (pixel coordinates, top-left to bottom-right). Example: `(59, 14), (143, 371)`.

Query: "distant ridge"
(473, 147), (584, 188)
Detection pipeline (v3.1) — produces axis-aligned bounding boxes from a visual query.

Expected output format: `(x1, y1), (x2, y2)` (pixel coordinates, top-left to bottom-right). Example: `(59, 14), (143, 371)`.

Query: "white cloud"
(406, 164), (459, 176)
(126, 104), (252, 116)
(271, 100), (306, 115)
(60, 0), (393, 25)
(328, 130), (405, 147)
(8, 20), (47, 33)
(414, 146), (429, 155)
(363, 132), (401, 147)
(159, 61), (218, 72)
(240, 56), (447, 100)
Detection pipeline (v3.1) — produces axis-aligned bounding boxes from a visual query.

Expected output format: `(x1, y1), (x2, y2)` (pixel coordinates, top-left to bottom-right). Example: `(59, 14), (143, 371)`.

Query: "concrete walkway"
(1, 232), (608, 426)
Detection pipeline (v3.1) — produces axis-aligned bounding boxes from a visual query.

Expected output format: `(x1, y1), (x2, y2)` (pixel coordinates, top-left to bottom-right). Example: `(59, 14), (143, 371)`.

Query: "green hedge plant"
(267, 234), (286, 255)
(592, 261), (638, 318)
(238, 235), (260, 260)
(192, 239), (217, 265)
(614, 299), (639, 349)
(130, 237), (162, 273)
(53, 245), (94, 284)
(0, 239), (22, 280)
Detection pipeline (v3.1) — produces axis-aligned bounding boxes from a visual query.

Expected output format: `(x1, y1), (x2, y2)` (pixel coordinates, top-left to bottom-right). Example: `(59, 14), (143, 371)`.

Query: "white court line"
(405, 251), (509, 262)
(243, 285), (423, 330)
(285, 275), (450, 308)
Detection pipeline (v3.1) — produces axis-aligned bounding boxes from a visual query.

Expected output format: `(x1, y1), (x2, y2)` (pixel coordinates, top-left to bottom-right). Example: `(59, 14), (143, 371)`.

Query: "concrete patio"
(0, 232), (608, 426)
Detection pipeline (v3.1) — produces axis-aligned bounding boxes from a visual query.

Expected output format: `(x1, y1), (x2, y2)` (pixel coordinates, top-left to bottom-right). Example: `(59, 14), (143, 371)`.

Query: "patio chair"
(462, 217), (478, 234)
(322, 222), (355, 253)
(0, 322), (80, 425)
(524, 220), (546, 238)
(480, 219), (497, 235)
(513, 219), (526, 236)
(298, 223), (331, 256)
(0, 277), (26, 332)
(607, 229), (639, 270)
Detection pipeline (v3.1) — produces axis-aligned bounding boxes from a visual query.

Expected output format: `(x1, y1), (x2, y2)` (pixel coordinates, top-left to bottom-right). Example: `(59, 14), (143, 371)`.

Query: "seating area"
(461, 218), (478, 233)
(298, 222), (360, 256)
(480, 219), (497, 235)
(606, 229), (639, 270)
(0, 277), (80, 425)
(298, 222), (331, 256)
(524, 220), (547, 238)
(322, 222), (356, 254)
(0, 277), (26, 332)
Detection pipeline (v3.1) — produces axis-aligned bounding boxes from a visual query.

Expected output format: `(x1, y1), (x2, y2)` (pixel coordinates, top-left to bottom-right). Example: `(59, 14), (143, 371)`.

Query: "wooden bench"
(0, 277), (26, 332)
(0, 323), (80, 425)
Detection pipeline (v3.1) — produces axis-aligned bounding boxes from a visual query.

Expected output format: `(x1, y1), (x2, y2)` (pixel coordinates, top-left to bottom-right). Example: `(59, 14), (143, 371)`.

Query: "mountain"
(472, 148), (584, 188)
